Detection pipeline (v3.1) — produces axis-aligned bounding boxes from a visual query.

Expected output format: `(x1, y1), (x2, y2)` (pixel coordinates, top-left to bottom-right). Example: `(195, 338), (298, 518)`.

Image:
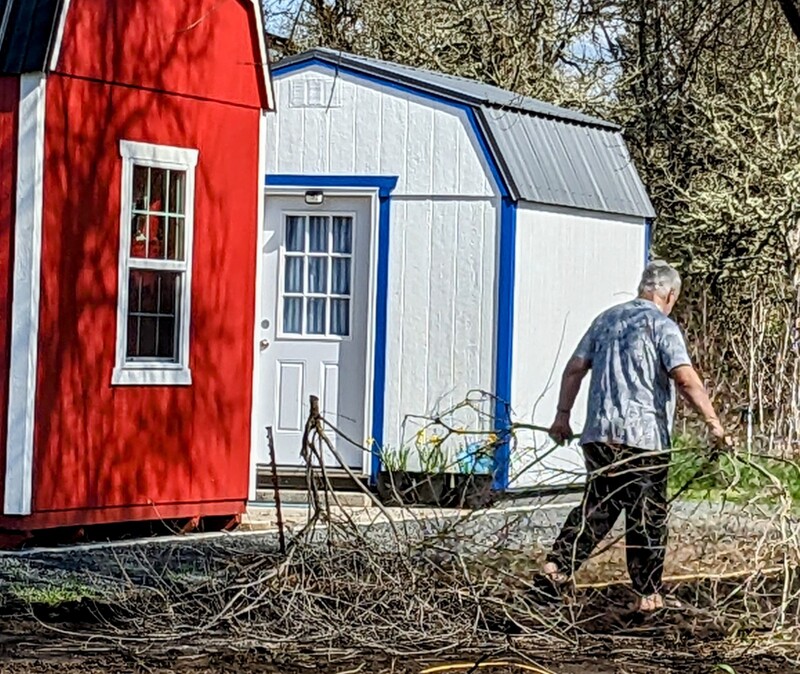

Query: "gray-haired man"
(542, 261), (729, 613)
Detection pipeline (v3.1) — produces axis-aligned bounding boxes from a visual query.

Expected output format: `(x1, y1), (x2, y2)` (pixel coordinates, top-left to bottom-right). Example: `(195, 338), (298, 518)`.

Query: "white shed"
(254, 48), (655, 493)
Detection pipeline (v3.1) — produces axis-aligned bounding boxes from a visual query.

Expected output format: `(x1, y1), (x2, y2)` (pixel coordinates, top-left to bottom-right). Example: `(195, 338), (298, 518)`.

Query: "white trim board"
(249, 112), (269, 501)
(47, 0), (73, 71)
(5, 73), (48, 516)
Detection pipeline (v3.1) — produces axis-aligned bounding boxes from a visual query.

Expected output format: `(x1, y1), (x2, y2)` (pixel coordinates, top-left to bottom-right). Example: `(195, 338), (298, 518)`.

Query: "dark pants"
(546, 443), (669, 596)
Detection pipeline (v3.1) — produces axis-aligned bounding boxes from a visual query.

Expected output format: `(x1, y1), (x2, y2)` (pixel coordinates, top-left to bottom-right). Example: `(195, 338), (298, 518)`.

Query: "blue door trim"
(265, 173), (398, 199)
(493, 198), (517, 490)
(270, 60), (518, 491)
(265, 174), (398, 485)
(644, 217), (652, 265)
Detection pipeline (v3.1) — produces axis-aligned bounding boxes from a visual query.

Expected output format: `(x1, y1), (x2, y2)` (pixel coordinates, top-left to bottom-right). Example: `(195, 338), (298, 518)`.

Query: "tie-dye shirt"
(573, 298), (692, 450)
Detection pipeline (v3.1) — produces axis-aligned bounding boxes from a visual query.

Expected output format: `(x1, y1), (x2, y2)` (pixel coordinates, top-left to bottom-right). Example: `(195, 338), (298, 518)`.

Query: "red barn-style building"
(0, 0), (272, 540)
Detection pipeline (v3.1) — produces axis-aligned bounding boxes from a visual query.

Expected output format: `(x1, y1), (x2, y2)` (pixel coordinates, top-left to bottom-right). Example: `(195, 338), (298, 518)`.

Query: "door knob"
(260, 339), (270, 350)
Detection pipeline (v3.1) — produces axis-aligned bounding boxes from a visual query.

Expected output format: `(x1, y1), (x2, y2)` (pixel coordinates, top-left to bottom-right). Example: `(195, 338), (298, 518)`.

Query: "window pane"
(286, 216), (304, 252)
(157, 317), (176, 359)
(132, 165), (149, 211)
(307, 298), (326, 334)
(149, 168), (167, 212)
(308, 257), (327, 294)
(284, 256), (303, 293)
(130, 215), (148, 258)
(332, 216), (352, 254)
(283, 297), (303, 334)
(130, 270), (156, 313)
(135, 316), (158, 358)
(158, 272), (178, 314)
(309, 216), (328, 252)
(146, 215), (166, 258)
(331, 258), (351, 296)
(330, 299), (350, 336)
(166, 216), (185, 261)
(127, 270), (180, 361)
(168, 170), (186, 215)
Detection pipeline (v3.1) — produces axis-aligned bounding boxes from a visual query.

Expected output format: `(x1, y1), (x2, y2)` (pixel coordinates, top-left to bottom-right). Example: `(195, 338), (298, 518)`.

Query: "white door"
(256, 195), (372, 469)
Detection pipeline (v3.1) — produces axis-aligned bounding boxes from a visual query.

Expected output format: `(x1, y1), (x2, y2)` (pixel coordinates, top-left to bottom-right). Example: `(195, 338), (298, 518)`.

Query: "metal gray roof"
(275, 49), (655, 218)
(481, 108), (655, 218)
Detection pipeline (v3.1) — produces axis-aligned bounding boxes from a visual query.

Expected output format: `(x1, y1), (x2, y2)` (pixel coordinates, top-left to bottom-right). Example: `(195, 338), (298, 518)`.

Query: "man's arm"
(549, 356), (591, 444)
(670, 364), (727, 444)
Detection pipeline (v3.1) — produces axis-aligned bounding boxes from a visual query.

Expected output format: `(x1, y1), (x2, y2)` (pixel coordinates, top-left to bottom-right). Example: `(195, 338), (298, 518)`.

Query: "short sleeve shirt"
(574, 299), (692, 450)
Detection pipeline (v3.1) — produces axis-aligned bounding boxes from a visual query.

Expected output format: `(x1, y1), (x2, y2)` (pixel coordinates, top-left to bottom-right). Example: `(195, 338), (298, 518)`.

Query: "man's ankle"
(543, 561), (569, 583)
(635, 592), (664, 612)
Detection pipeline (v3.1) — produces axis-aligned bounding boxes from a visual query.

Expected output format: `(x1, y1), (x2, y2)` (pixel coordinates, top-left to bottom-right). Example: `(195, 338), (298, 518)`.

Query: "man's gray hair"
(638, 260), (682, 298)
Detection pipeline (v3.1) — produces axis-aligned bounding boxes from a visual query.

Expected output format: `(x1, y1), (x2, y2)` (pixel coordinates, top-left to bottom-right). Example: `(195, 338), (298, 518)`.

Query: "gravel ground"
(0, 497), (796, 674)
(0, 496), (790, 594)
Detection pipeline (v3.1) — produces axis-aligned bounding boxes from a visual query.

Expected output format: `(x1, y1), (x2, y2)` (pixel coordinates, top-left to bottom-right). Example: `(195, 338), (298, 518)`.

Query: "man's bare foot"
(542, 562), (569, 584)
(634, 593), (664, 613)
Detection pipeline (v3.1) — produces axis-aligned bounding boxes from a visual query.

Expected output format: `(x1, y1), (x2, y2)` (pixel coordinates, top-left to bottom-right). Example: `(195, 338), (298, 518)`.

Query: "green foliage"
(379, 445), (411, 472)
(268, 0), (800, 448)
(9, 581), (100, 606)
(669, 433), (800, 505)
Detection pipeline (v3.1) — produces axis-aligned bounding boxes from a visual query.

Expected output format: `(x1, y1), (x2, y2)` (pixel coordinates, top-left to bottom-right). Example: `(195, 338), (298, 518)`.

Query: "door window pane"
(331, 258), (351, 295)
(332, 216), (352, 253)
(284, 256), (304, 293)
(286, 216), (304, 252)
(307, 298), (326, 334)
(309, 216), (328, 252)
(283, 297), (303, 334)
(308, 257), (328, 294)
(331, 299), (350, 336)
(280, 212), (355, 338)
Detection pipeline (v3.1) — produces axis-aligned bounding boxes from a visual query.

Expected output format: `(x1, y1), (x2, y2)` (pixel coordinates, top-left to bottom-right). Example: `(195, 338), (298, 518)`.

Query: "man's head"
(638, 260), (681, 315)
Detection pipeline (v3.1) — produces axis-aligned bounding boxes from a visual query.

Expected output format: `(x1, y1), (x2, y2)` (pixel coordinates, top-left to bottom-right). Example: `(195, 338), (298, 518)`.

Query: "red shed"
(0, 0), (272, 539)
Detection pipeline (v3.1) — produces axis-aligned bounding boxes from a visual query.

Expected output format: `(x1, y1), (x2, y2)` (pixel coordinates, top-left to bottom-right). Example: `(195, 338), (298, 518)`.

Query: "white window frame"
(112, 140), (199, 386)
(277, 210), (357, 342)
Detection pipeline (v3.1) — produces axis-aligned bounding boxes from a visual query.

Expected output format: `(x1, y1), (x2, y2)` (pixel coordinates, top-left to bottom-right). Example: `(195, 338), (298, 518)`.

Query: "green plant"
(669, 432), (800, 506)
(418, 438), (447, 473)
(380, 445), (410, 472)
(10, 581), (100, 606)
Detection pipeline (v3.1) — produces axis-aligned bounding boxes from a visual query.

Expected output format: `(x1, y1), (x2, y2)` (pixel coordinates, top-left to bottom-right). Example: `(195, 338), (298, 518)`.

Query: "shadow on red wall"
(26, 0), (263, 520)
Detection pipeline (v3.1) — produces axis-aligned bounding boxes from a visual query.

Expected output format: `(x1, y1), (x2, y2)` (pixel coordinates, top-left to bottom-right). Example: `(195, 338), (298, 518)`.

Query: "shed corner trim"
(5, 73), (48, 516)
(493, 197), (517, 491)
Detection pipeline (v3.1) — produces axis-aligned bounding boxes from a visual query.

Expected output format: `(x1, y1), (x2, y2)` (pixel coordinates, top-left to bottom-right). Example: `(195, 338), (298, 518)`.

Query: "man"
(542, 260), (728, 613)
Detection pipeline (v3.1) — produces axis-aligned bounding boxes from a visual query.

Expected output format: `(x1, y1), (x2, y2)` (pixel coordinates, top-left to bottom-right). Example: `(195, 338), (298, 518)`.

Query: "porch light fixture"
(304, 190), (324, 206)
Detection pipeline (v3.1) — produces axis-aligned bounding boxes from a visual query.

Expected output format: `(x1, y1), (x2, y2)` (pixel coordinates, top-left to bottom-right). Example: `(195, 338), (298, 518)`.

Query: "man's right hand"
(708, 418), (734, 453)
(549, 412), (573, 445)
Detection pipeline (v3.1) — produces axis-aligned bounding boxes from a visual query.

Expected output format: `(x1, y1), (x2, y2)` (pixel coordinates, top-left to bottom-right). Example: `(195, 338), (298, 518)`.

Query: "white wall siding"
(267, 67), (496, 197)
(381, 198), (498, 463)
(509, 203), (646, 488)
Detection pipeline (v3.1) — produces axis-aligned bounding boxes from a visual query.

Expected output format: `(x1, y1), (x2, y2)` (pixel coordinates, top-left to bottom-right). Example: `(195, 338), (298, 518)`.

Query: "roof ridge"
(281, 47), (618, 130)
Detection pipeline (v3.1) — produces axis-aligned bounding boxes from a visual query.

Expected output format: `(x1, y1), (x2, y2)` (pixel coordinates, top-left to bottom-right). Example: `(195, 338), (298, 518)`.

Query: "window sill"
(112, 366), (192, 387)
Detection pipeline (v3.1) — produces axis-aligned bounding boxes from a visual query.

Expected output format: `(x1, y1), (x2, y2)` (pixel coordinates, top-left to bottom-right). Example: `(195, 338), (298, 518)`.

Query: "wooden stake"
(266, 425), (286, 555)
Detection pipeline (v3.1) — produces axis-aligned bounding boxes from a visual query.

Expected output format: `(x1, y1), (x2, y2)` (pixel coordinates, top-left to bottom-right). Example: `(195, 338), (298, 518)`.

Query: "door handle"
(260, 339), (270, 351)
